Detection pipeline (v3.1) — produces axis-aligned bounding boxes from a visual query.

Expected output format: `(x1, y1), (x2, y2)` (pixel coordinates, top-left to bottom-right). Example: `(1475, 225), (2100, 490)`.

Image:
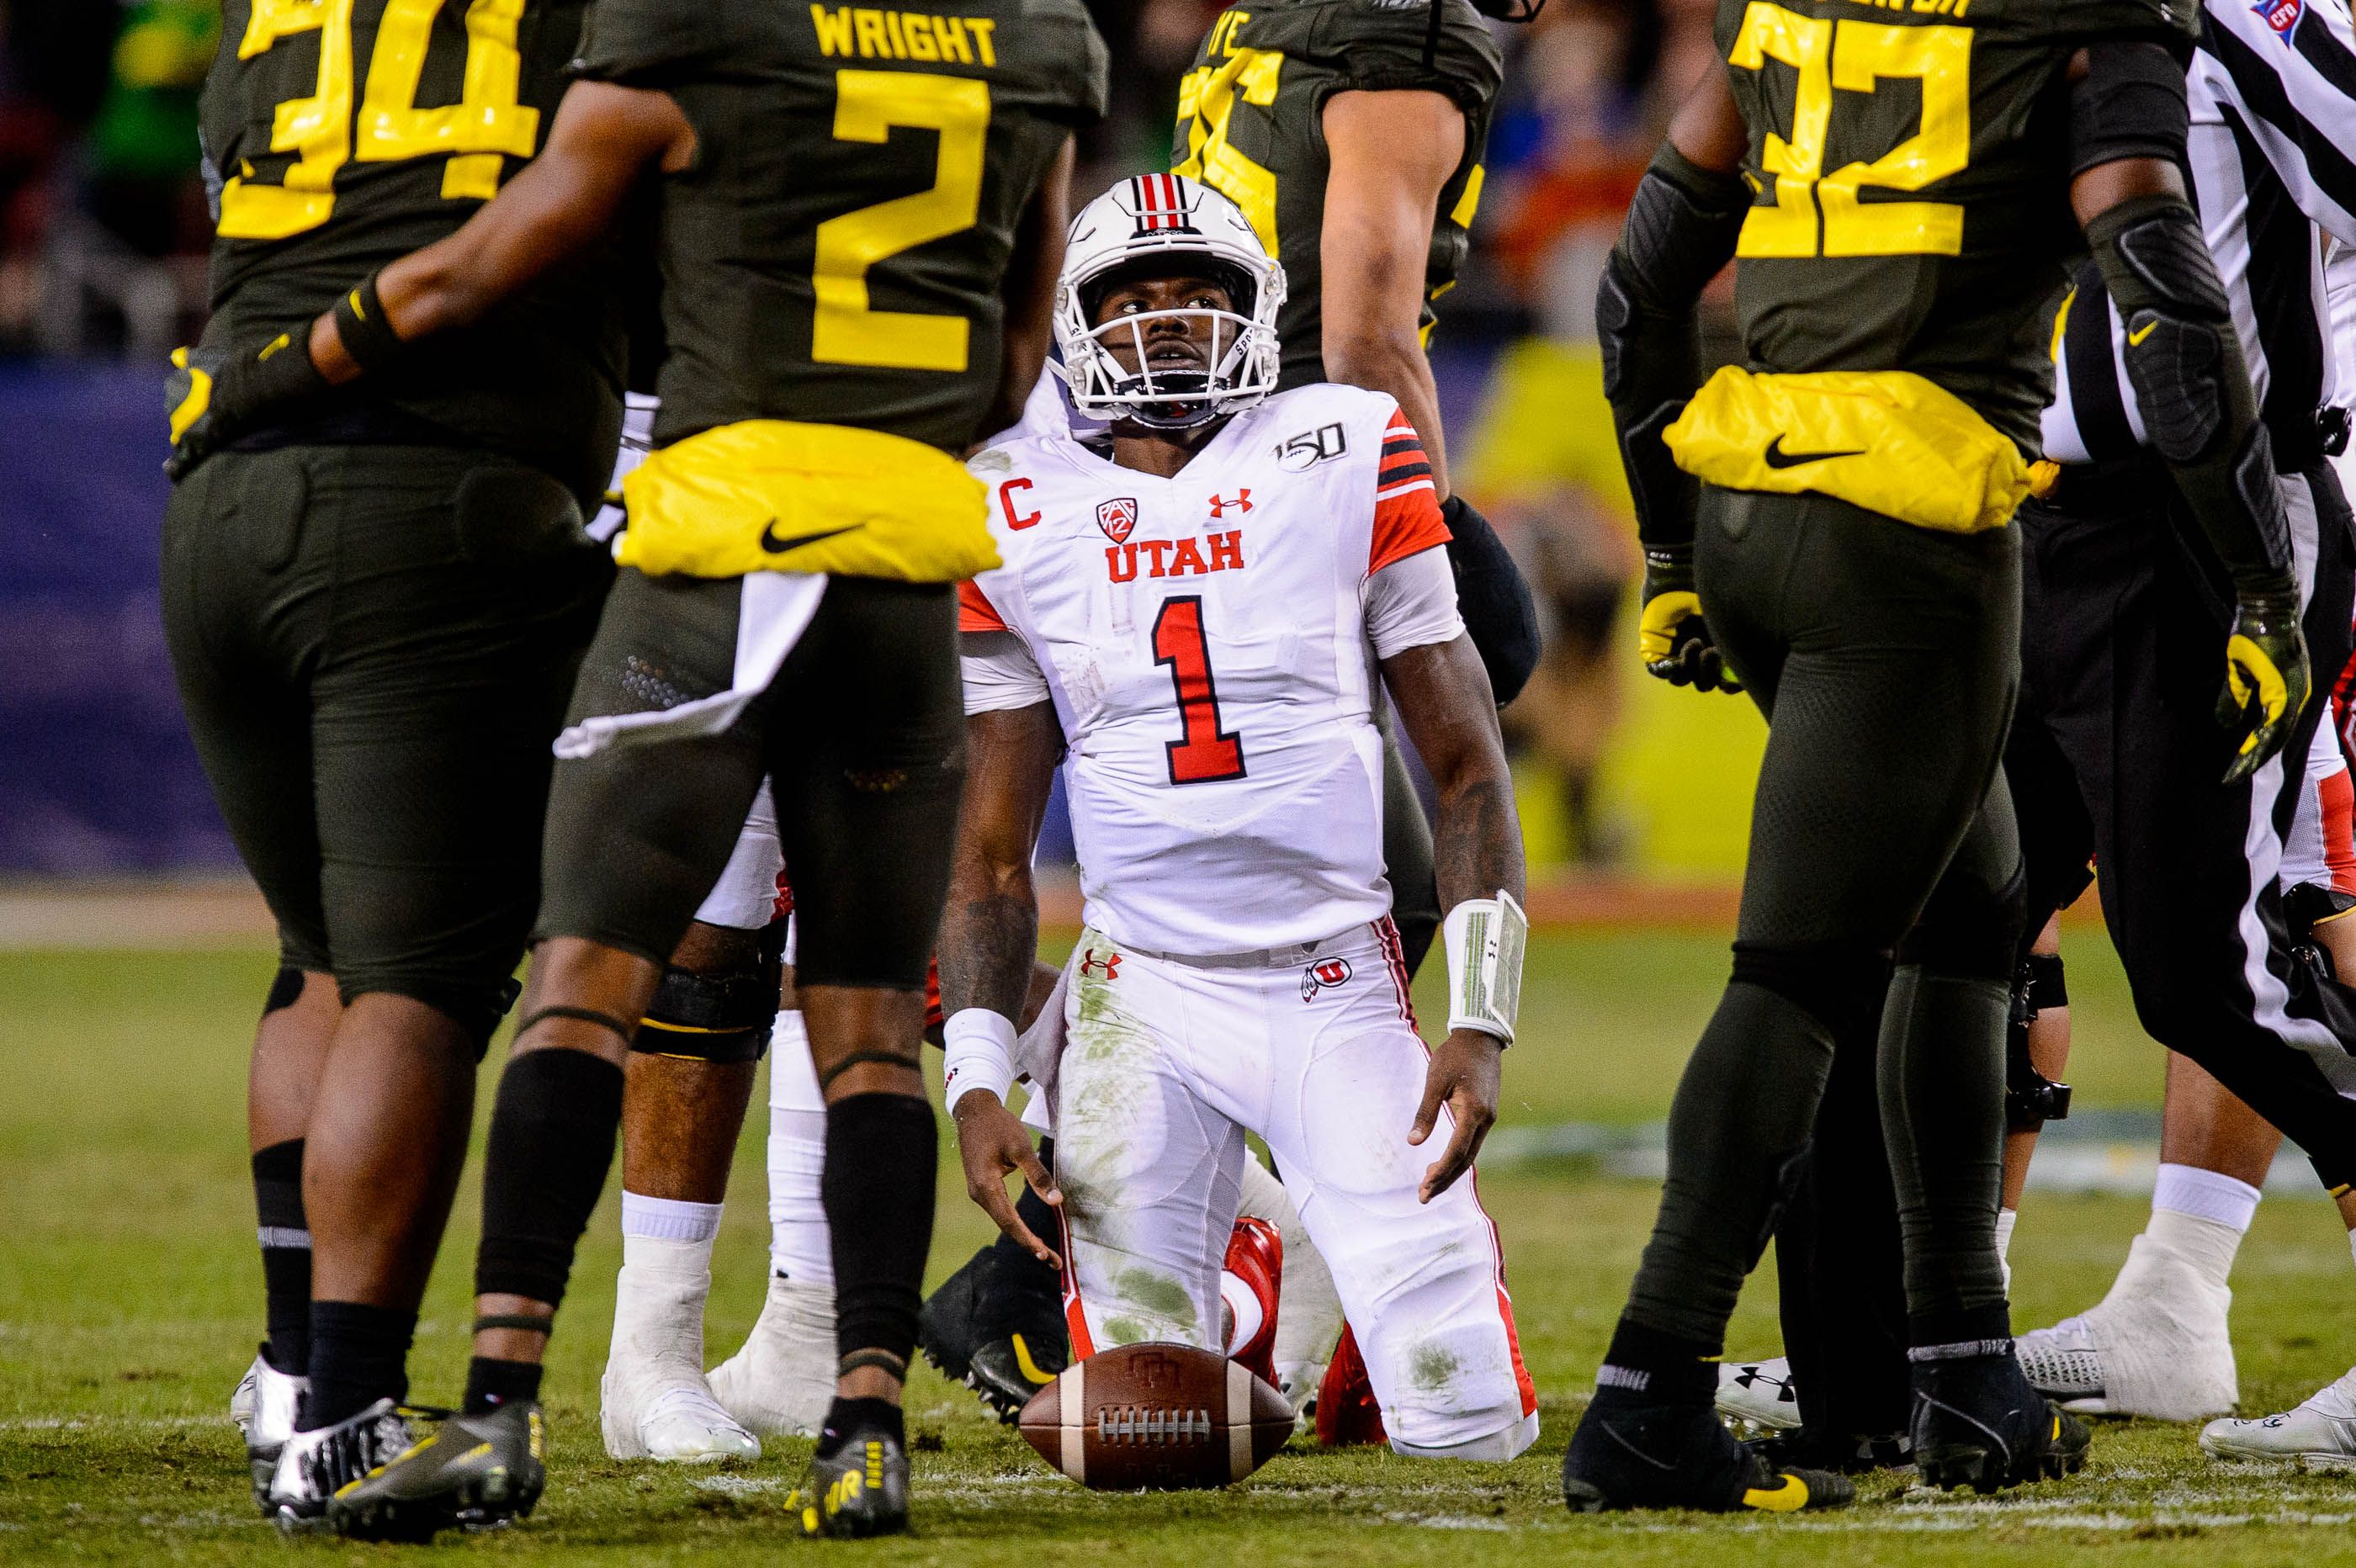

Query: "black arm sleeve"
(1594, 144), (1749, 552)
(2073, 42), (2295, 591)
(1440, 493), (1541, 707)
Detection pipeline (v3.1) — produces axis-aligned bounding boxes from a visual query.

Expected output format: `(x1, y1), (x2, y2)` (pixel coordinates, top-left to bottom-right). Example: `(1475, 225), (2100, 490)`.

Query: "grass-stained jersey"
(197, 0), (625, 499)
(1171, 0), (1502, 390)
(1719, 0), (2196, 448)
(573, 0), (1107, 455)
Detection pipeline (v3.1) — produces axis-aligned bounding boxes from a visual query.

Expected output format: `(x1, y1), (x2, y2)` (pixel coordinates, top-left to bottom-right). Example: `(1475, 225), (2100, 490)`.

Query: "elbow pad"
(1441, 494), (1541, 707)
(2086, 193), (2294, 589)
(1596, 147), (1748, 548)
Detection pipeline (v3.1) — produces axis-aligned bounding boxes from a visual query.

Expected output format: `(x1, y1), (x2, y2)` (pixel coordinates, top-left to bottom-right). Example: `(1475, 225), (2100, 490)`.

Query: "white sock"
(1219, 1270), (1261, 1358)
(2146, 1163), (2258, 1290)
(2347, 1224), (2355, 1275)
(767, 1009), (834, 1286)
(1993, 1206), (2017, 1294)
(621, 1191), (722, 1247)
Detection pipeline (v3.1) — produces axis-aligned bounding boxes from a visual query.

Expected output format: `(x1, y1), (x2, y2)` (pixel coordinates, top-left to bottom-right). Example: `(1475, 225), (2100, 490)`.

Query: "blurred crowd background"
(0, 0), (1764, 881)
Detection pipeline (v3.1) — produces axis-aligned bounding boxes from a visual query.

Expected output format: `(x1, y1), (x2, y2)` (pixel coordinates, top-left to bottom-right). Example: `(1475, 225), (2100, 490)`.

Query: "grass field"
(5, 927), (2355, 1565)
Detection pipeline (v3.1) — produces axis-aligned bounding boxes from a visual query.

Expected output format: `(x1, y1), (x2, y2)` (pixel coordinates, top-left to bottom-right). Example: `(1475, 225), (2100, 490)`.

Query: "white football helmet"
(1053, 173), (1285, 431)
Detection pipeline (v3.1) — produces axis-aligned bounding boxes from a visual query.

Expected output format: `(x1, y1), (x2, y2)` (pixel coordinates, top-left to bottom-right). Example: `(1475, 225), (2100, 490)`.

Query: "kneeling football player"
(941, 176), (1537, 1461)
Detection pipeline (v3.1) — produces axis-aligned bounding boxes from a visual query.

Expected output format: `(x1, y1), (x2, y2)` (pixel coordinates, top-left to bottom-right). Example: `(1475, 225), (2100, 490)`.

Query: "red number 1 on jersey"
(1151, 596), (1246, 785)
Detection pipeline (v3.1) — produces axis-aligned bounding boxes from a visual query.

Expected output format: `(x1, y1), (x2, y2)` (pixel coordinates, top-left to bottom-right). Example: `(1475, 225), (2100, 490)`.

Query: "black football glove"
(2216, 583), (2309, 785)
(164, 331), (331, 481)
(1637, 545), (1739, 693)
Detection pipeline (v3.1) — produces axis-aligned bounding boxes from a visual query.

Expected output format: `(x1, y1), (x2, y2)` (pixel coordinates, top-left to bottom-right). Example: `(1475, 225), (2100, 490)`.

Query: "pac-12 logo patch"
(2254, 0), (2302, 39)
(1096, 497), (1138, 544)
(1300, 956), (1352, 1001)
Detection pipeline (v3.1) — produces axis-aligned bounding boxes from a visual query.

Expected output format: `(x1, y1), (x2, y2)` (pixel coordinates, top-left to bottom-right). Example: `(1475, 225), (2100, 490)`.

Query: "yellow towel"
(616, 418), (996, 582)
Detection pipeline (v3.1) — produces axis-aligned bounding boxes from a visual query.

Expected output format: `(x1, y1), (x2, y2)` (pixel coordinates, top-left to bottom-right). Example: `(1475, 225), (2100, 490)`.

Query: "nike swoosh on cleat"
(1010, 1333), (1055, 1386)
(1762, 434), (1867, 469)
(2128, 320), (2158, 346)
(1741, 1473), (1811, 1512)
(760, 520), (866, 555)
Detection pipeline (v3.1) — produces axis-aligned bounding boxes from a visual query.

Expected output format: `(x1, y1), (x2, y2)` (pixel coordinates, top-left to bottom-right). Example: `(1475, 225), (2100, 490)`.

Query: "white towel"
(554, 571), (829, 759)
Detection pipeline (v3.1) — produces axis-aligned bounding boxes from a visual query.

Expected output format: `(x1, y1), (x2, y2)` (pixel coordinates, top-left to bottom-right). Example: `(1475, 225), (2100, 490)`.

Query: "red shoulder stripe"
(958, 579), (1010, 633)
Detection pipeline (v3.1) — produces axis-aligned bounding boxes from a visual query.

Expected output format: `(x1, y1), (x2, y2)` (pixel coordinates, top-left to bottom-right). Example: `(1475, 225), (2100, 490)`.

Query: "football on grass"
(1018, 1341), (1293, 1490)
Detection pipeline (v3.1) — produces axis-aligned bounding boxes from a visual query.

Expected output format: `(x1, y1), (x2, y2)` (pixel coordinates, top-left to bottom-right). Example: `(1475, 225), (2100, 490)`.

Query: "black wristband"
(331, 273), (408, 372)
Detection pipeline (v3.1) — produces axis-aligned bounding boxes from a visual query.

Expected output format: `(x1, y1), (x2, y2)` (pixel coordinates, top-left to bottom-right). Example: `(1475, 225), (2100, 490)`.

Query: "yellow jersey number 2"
(220, 0), (539, 241)
(1729, 2), (1971, 260)
(810, 70), (991, 373)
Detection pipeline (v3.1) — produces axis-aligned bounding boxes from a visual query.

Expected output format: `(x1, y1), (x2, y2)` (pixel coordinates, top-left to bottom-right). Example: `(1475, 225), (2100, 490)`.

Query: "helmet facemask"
(1054, 177), (1286, 432)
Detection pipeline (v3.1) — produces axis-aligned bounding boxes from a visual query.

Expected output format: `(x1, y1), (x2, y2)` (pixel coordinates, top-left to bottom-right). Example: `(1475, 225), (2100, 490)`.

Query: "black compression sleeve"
(1595, 145), (1749, 552)
(2069, 40), (2190, 175)
(1440, 494), (1541, 707)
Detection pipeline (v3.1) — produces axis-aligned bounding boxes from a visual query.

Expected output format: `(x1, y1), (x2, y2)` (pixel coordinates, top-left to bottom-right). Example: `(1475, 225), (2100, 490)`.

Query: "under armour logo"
(1208, 490), (1253, 519)
(1079, 947), (1121, 980)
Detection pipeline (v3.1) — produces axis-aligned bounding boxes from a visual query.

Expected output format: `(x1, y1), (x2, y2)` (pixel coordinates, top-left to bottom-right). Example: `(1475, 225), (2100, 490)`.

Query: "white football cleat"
(600, 1239), (759, 1462)
(231, 1348), (308, 1506)
(1716, 1357), (1801, 1435)
(2201, 1365), (2356, 1468)
(2014, 1232), (2236, 1420)
(708, 1272), (836, 1439)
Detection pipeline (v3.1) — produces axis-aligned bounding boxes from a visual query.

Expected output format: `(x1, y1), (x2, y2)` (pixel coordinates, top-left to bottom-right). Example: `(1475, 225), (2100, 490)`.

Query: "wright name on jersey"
(572, 0), (1107, 454)
(960, 384), (1455, 955)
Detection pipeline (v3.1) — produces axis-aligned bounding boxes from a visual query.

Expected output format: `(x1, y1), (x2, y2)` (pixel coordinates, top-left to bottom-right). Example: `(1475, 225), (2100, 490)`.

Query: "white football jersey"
(961, 383), (1454, 955)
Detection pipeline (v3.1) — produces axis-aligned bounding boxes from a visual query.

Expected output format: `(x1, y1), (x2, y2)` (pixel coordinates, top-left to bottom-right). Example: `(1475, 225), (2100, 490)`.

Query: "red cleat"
(1315, 1322), (1387, 1448)
(1221, 1216), (1283, 1387)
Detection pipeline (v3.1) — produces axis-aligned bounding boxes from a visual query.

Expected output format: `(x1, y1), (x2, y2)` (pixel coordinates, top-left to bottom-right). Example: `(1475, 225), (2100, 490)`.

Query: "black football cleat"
(325, 1399), (546, 1541)
(1910, 1343), (2091, 1494)
(263, 1399), (427, 1536)
(1748, 1425), (1913, 1475)
(966, 1241), (1069, 1422)
(791, 1425), (910, 1539)
(917, 1245), (990, 1386)
(1563, 1391), (1855, 1514)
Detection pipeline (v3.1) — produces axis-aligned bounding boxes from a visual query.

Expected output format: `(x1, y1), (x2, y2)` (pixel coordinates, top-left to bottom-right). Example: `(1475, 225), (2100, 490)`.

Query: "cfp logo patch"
(1096, 496), (1138, 544)
(1079, 947), (1122, 981)
(1299, 956), (1352, 1001)
(1275, 421), (1347, 471)
(2254, 0), (2302, 38)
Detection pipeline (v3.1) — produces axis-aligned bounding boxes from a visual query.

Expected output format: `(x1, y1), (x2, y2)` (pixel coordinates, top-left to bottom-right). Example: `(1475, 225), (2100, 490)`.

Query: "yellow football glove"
(1637, 547), (1741, 694)
(2216, 586), (2309, 785)
(163, 330), (329, 482)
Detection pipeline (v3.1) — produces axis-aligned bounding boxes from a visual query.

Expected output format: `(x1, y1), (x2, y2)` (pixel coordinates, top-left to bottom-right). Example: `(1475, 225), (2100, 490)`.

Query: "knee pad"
(2284, 881), (2356, 985)
(1728, 943), (1889, 1047)
(635, 935), (783, 1065)
(1897, 861), (2026, 983)
(2004, 952), (2072, 1131)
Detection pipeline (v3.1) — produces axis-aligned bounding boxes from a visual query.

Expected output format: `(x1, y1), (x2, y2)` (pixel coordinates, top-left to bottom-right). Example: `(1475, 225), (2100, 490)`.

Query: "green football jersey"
(197, 0), (626, 501)
(1719, 0), (2196, 448)
(573, 0), (1108, 455)
(1171, 0), (1502, 390)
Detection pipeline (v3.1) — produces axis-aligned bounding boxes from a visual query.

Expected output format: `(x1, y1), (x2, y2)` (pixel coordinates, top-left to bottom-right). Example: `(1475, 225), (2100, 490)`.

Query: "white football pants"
(1052, 921), (1537, 1460)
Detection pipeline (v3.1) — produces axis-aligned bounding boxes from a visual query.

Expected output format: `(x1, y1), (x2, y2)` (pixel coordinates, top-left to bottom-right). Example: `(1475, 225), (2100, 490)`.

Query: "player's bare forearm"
(306, 81), (692, 384)
(937, 700), (1063, 1024)
(1382, 633), (1524, 912)
(1321, 89), (1463, 497)
(979, 137), (1075, 442)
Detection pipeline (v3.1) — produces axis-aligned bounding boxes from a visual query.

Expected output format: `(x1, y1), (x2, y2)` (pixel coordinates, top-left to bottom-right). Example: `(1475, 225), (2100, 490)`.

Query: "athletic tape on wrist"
(1442, 889), (1527, 1043)
(942, 1008), (1018, 1110)
(331, 272), (406, 372)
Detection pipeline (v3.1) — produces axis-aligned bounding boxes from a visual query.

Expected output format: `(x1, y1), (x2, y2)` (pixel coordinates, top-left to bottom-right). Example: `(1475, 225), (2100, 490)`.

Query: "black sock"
(472, 1047), (625, 1311)
(1623, 978), (1837, 1348)
(252, 1139), (310, 1375)
(303, 1300), (416, 1428)
(824, 1092), (937, 1369)
(464, 1356), (544, 1414)
(1876, 966), (2010, 1336)
(1595, 1316), (1717, 1406)
(816, 1396), (905, 1460)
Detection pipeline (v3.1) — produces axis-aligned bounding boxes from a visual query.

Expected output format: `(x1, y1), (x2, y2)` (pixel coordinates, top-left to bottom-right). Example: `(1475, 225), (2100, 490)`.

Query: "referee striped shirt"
(2043, 0), (2356, 469)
